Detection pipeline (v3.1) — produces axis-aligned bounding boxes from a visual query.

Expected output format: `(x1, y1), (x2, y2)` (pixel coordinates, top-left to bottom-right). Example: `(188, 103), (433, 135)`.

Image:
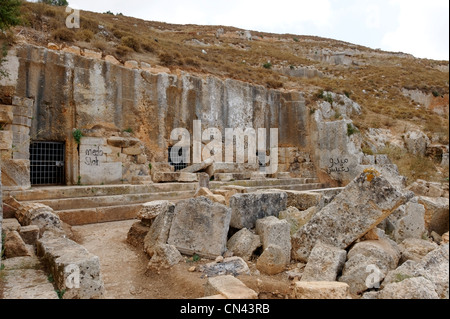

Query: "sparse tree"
(40, 0), (69, 6)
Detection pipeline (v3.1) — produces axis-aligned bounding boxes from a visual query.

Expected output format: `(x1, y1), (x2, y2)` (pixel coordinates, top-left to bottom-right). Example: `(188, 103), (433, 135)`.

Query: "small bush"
(73, 129), (83, 144)
(347, 123), (359, 136)
(432, 91), (440, 97)
(293, 37), (299, 42)
(324, 93), (333, 104)
(266, 79), (283, 89)
(92, 38), (108, 51)
(121, 36), (140, 52)
(76, 29), (94, 42)
(52, 28), (75, 42)
(159, 52), (182, 67)
(115, 45), (133, 59)
(141, 40), (156, 53)
(263, 62), (272, 69)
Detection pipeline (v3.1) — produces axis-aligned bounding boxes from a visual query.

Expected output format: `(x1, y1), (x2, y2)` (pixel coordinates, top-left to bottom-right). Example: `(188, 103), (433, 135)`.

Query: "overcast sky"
(58, 0), (449, 61)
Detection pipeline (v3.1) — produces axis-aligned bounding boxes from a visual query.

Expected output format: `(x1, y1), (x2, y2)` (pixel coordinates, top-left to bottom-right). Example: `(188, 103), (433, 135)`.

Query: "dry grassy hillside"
(3, 1), (449, 183)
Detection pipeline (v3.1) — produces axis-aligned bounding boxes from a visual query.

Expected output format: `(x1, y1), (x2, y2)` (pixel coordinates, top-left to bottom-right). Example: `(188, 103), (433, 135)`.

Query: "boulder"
(147, 244), (183, 271)
(294, 282), (350, 299)
(205, 275), (258, 299)
(226, 228), (261, 261)
(167, 197), (231, 258)
(138, 200), (172, 226)
(180, 158), (213, 173)
(2, 218), (21, 233)
(339, 239), (400, 295)
(385, 200), (426, 243)
(255, 216), (291, 263)
(127, 221), (150, 248)
(229, 192), (287, 229)
(199, 257), (250, 277)
(256, 244), (288, 275)
(378, 277), (439, 299)
(143, 201), (176, 257)
(284, 191), (323, 211)
(418, 196), (449, 235)
(292, 168), (410, 262)
(301, 242), (346, 282)
(399, 238), (439, 263)
(195, 188), (226, 205)
(1, 159), (31, 191)
(4, 231), (31, 258)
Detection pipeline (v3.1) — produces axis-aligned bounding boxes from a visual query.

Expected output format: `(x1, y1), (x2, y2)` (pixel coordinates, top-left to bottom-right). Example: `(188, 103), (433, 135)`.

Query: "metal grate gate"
(168, 146), (189, 171)
(30, 141), (65, 186)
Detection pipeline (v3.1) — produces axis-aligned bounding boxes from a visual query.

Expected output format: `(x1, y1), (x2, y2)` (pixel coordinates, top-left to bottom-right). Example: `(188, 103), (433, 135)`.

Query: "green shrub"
(263, 62), (272, 69)
(73, 129), (83, 144)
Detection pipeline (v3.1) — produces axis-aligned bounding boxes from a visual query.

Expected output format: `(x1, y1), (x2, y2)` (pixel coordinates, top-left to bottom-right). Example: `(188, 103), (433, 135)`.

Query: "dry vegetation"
(6, 1), (449, 182)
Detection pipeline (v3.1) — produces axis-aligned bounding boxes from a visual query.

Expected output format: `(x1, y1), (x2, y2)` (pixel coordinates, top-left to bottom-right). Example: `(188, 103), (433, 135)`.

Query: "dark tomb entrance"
(30, 141), (65, 186)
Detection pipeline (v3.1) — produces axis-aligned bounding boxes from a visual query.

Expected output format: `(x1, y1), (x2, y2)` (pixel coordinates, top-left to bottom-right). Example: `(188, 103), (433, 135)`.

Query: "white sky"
(47, 0), (450, 60)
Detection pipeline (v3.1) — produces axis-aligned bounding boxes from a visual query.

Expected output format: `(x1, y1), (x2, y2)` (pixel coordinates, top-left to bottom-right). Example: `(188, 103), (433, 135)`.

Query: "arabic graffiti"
(328, 157), (350, 173)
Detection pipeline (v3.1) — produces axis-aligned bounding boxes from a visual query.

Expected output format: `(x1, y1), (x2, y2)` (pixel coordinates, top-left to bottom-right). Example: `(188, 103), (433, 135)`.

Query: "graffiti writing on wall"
(84, 146), (104, 166)
(328, 158), (350, 173)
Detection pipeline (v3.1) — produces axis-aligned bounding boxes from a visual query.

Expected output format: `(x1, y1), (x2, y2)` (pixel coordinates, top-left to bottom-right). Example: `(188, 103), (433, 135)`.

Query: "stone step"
(210, 178), (320, 189)
(6, 183), (199, 201)
(247, 183), (325, 192)
(21, 190), (197, 212)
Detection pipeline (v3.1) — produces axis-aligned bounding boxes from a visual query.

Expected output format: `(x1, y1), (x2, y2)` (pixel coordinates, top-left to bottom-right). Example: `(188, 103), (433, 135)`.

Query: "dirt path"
(73, 220), (294, 299)
(73, 220), (208, 299)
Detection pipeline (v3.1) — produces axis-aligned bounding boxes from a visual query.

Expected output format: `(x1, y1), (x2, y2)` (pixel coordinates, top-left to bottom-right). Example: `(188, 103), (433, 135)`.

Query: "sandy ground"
(72, 219), (295, 300)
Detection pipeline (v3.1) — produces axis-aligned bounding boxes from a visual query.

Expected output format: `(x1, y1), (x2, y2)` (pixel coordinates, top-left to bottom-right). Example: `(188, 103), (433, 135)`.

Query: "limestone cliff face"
(4, 44), (313, 185)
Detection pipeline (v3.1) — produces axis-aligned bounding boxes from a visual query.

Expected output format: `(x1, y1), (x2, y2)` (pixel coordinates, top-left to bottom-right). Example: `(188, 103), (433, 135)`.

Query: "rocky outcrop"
(226, 228), (261, 261)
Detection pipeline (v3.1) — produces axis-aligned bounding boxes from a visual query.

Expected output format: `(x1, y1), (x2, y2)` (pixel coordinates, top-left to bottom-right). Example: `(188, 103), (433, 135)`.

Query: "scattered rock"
(47, 43), (59, 50)
(226, 228), (261, 261)
(199, 257), (250, 277)
(292, 169), (409, 262)
(399, 238), (438, 263)
(143, 201), (176, 257)
(339, 239), (400, 295)
(167, 197), (231, 258)
(215, 256), (224, 263)
(138, 200), (172, 226)
(404, 130), (430, 156)
(230, 191), (287, 230)
(124, 60), (139, 69)
(442, 232), (449, 245)
(418, 196), (449, 236)
(127, 221), (150, 248)
(4, 231), (31, 258)
(147, 244), (183, 271)
(255, 216), (291, 264)
(378, 277), (439, 299)
(15, 203), (63, 235)
(188, 266), (196, 272)
(301, 242), (346, 282)
(104, 55), (121, 65)
(2, 218), (21, 233)
(256, 244), (288, 275)
(294, 282), (350, 299)
(385, 200), (426, 243)
(205, 275), (258, 299)
(180, 158), (213, 173)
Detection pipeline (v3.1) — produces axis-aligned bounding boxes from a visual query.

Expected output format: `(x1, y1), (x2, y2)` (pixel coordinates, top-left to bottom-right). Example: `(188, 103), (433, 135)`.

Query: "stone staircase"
(4, 178), (326, 226)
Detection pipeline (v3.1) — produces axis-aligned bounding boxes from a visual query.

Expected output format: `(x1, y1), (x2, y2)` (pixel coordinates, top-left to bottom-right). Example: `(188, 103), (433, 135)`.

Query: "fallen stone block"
(399, 238), (439, 263)
(385, 200), (426, 243)
(214, 173), (251, 182)
(15, 203), (63, 236)
(256, 244), (288, 275)
(168, 197), (231, 258)
(4, 230), (31, 258)
(180, 158), (214, 173)
(147, 244), (183, 271)
(2, 218), (21, 233)
(195, 188), (227, 205)
(199, 257), (250, 277)
(301, 242), (346, 282)
(19, 225), (40, 245)
(418, 196), (449, 236)
(127, 221), (150, 249)
(37, 234), (105, 299)
(138, 200), (172, 226)
(294, 282), (350, 299)
(378, 277), (439, 299)
(255, 216), (291, 263)
(205, 275), (258, 299)
(230, 192), (287, 229)
(339, 239), (400, 295)
(226, 228), (261, 261)
(292, 169), (410, 262)
(1, 159), (31, 191)
(285, 191), (323, 211)
(143, 201), (176, 257)
(205, 163), (259, 177)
